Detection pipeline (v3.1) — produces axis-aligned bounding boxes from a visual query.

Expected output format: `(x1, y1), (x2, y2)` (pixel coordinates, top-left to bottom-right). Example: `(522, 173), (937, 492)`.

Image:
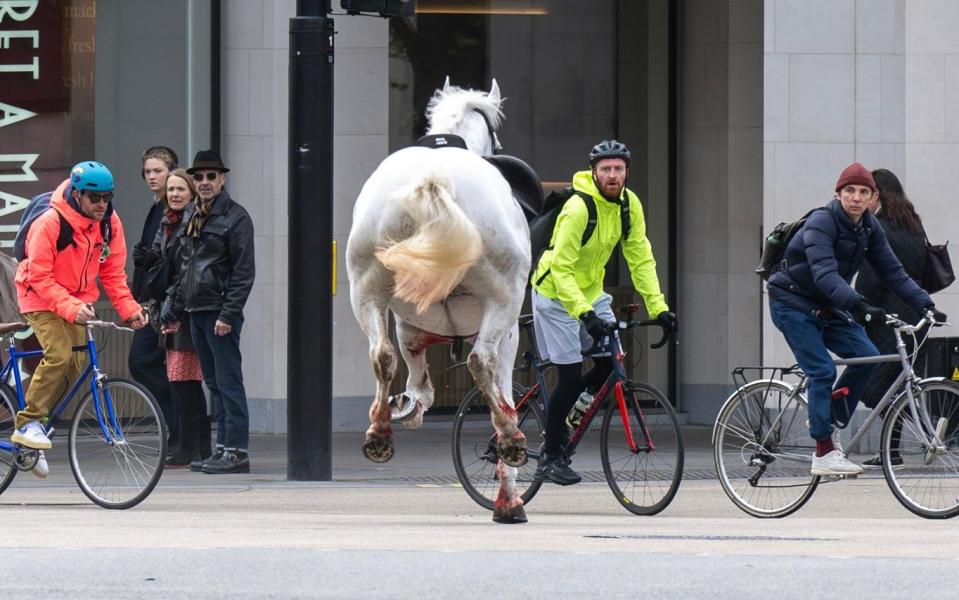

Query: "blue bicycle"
(0, 319), (166, 509)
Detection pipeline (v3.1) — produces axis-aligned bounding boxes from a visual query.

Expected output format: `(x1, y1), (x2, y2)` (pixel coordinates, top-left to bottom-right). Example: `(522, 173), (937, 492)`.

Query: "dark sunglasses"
(84, 192), (114, 205)
(192, 172), (220, 182)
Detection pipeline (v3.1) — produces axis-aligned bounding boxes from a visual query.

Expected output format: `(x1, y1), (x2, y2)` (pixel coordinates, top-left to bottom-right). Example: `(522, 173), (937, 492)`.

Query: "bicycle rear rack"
(731, 365), (803, 393)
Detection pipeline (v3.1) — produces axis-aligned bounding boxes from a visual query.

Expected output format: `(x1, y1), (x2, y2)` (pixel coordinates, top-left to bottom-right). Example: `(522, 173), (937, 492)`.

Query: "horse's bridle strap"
(472, 108), (502, 155)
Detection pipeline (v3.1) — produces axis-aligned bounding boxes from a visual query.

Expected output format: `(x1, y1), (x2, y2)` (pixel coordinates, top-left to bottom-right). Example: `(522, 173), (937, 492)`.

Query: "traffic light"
(340, 0), (415, 18)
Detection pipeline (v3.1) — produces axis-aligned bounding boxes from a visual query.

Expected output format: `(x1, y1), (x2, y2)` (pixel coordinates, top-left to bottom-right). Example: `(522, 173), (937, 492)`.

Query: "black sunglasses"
(192, 172), (220, 182)
(84, 192), (113, 205)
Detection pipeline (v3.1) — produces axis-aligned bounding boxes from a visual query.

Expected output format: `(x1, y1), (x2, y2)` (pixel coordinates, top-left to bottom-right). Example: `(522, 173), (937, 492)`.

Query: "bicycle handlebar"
(614, 318), (671, 349)
(885, 311), (949, 334)
(84, 320), (134, 333)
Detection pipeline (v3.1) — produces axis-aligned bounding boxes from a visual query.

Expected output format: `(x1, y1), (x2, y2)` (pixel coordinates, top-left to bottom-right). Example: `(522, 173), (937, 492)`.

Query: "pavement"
(5, 421), (959, 599)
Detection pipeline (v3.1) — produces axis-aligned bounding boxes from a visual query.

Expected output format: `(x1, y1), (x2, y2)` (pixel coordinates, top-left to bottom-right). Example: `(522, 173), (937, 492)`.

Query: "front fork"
(615, 381), (654, 453)
(90, 369), (121, 445)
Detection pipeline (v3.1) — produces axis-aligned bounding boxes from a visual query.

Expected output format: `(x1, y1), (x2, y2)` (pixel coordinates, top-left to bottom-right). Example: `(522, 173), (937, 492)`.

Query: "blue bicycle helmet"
(588, 139), (631, 168)
(70, 161), (114, 193)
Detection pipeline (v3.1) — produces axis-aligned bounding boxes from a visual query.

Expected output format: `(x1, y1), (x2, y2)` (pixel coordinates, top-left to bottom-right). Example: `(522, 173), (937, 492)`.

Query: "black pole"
(211, 0), (221, 148)
(288, 0), (334, 480)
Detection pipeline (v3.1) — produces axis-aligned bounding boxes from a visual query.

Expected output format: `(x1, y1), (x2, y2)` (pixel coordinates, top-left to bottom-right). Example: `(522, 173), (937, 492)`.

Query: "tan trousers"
(15, 311), (87, 429)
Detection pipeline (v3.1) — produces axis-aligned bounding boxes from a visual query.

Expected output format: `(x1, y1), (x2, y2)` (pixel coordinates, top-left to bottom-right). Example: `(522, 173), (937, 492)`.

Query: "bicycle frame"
(749, 316), (943, 457)
(516, 321), (655, 456)
(0, 326), (124, 457)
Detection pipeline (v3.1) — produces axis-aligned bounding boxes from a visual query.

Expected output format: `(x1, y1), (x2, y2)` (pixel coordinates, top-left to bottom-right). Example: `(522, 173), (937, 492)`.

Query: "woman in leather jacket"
(151, 169), (211, 467)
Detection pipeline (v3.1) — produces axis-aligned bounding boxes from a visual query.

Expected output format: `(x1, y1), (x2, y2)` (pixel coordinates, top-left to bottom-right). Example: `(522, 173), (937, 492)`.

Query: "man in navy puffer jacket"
(767, 162), (947, 476)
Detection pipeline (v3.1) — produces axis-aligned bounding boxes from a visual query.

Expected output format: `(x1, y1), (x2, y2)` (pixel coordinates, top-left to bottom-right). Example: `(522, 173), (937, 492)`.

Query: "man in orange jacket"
(12, 161), (148, 456)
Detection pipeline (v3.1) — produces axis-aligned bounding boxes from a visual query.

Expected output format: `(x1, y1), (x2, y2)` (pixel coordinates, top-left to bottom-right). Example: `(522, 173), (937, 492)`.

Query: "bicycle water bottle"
(566, 391), (595, 429)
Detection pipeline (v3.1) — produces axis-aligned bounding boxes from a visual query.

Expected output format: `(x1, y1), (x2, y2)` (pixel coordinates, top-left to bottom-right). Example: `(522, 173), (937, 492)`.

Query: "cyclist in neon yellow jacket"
(531, 139), (677, 486)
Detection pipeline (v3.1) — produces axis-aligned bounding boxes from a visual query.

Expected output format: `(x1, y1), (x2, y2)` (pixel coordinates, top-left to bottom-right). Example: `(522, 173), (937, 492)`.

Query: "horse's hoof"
(389, 394), (419, 423)
(497, 432), (528, 468)
(492, 503), (528, 524)
(362, 436), (395, 463)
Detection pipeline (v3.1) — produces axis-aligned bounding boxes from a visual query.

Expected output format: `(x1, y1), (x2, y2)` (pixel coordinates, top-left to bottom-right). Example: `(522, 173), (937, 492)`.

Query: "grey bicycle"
(713, 311), (959, 519)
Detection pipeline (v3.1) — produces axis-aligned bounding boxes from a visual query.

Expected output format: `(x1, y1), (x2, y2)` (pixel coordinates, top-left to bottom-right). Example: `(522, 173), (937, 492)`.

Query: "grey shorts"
(532, 290), (614, 365)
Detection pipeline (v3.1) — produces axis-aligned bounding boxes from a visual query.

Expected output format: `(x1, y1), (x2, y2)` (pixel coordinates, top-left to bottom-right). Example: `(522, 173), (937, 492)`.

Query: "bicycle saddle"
(0, 322), (29, 335)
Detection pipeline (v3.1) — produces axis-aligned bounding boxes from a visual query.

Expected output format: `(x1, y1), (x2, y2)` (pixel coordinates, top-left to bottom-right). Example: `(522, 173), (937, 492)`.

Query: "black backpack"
(13, 191), (112, 261)
(755, 209), (818, 280)
(529, 186), (631, 284)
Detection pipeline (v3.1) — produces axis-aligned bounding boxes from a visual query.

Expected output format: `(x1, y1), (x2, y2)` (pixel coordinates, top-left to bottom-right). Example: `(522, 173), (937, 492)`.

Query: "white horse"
(346, 79), (531, 523)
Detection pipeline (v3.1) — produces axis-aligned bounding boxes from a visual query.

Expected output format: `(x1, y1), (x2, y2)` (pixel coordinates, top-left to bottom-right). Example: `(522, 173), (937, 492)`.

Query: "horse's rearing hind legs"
(346, 78), (532, 523)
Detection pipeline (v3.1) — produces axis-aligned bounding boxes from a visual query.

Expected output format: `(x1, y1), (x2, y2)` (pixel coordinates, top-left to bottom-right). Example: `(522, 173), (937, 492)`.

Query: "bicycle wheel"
(600, 381), (683, 515)
(0, 384), (19, 495)
(68, 378), (166, 509)
(882, 380), (959, 519)
(452, 382), (545, 510)
(713, 379), (819, 518)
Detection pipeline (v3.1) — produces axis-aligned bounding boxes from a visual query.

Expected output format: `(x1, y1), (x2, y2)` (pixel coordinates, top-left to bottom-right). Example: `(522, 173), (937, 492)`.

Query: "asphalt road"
(0, 429), (956, 599)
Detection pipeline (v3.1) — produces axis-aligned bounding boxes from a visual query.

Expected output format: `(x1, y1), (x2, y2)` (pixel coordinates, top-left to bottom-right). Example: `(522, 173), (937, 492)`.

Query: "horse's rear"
(347, 144), (531, 523)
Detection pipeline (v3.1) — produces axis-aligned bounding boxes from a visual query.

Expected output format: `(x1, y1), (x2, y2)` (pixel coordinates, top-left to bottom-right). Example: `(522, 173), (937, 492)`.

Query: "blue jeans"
(190, 311), (249, 451)
(769, 299), (879, 441)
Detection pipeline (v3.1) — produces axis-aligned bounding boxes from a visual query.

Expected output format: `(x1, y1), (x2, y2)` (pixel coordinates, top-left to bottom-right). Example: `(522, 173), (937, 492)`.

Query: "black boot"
(190, 447), (221, 472)
(202, 449), (250, 474)
(197, 414), (212, 460)
(167, 381), (204, 468)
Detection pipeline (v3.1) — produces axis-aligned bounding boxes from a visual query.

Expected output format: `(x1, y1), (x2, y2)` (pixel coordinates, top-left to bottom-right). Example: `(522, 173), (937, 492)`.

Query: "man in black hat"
(162, 150), (256, 474)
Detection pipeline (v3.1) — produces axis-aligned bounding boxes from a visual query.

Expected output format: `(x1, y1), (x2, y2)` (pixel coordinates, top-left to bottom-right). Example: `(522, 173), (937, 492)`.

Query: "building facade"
(1, 0), (955, 432)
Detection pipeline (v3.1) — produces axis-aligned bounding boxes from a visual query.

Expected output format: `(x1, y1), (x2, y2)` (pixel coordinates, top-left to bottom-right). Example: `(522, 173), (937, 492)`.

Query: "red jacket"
(16, 179), (141, 323)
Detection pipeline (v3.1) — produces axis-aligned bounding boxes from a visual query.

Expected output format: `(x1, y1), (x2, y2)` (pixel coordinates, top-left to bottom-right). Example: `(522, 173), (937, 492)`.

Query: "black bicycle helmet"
(588, 139), (631, 168)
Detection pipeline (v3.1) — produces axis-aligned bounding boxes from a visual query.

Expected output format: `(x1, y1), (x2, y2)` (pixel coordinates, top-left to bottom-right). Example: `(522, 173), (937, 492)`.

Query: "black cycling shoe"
(862, 451), (903, 467)
(534, 450), (582, 486)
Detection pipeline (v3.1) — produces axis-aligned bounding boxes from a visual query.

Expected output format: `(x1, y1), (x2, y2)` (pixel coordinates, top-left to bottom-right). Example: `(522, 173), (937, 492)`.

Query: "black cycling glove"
(850, 301), (886, 326)
(925, 306), (948, 324)
(580, 311), (610, 343)
(657, 311), (678, 333)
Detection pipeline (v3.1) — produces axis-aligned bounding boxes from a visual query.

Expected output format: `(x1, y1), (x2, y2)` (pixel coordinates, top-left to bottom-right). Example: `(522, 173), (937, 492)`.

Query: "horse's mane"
(425, 86), (503, 137)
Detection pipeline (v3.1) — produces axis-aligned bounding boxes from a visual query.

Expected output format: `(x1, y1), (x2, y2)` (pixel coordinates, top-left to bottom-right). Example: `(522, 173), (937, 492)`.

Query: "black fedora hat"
(186, 149), (230, 174)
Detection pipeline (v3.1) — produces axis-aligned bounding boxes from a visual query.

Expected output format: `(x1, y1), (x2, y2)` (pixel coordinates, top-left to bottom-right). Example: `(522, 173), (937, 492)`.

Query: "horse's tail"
(375, 171), (482, 314)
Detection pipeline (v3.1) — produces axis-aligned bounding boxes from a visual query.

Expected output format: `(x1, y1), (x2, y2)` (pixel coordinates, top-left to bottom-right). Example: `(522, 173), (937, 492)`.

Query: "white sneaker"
(11, 421), (51, 449)
(811, 449), (863, 476)
(31, 450), (48, 479)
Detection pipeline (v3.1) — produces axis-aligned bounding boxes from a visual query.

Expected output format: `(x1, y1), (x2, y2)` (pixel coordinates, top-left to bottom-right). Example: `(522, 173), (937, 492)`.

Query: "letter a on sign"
(0, 102), (36, 130)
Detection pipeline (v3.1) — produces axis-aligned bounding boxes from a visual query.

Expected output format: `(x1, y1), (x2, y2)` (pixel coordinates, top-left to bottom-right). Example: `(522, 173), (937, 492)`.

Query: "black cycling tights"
(543, 357), (613, 454)
(583, 357), (612, 393)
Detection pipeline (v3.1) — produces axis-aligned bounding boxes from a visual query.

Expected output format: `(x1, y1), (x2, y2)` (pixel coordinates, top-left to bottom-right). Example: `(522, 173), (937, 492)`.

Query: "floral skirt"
(166, 349), (203, 382)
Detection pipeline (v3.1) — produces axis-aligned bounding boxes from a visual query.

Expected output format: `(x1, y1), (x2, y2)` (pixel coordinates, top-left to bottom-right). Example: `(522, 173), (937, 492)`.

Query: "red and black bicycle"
(451, 305), (684, 515)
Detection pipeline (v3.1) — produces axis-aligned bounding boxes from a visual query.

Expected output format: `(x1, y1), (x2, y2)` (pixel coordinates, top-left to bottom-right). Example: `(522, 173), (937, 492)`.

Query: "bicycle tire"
(713, 379), (819, 518)
(0, 384), (19, 495)
(68, 378), (166, 509)
(882, 380), (959, 519)
(600, 381), (683, 515)
(452, 382), (545, 511)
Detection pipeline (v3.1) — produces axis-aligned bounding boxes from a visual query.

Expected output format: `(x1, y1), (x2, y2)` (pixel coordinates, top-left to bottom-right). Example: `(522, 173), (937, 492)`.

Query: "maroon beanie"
(835, 162), (876, 192)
